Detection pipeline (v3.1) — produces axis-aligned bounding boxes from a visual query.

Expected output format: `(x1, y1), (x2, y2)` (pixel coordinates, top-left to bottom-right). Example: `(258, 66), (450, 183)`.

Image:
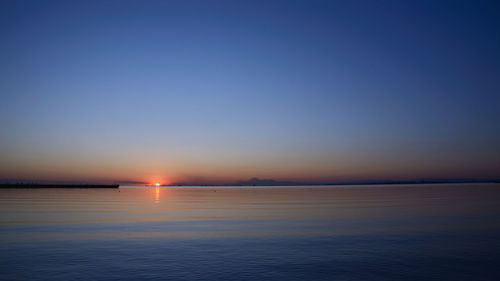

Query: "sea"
(1, 184), (499, 280)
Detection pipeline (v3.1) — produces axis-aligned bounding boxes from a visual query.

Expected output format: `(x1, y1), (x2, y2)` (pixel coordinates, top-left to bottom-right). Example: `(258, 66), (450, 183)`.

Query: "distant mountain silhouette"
(234, 178), (296, 186)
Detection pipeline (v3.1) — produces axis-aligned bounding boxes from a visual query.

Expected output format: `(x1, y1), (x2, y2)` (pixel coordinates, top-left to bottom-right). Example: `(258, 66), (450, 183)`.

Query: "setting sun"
(155, 183), (160, 187)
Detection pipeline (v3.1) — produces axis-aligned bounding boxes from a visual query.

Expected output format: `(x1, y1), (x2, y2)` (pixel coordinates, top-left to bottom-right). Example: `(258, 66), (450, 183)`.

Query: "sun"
(155, 183), (160, 187)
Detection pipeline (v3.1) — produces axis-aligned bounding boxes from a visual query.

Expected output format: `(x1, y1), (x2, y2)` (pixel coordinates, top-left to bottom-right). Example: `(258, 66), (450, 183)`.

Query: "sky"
(1, 0), (499, 185)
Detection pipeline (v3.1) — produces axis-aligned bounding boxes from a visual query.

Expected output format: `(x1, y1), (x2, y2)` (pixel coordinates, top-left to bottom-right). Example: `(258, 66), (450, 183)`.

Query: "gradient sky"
(1, 0), (499, 184)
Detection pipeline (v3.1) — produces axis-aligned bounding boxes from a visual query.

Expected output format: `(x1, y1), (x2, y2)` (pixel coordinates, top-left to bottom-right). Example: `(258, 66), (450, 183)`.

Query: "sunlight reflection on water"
(155, 186), (160, 203)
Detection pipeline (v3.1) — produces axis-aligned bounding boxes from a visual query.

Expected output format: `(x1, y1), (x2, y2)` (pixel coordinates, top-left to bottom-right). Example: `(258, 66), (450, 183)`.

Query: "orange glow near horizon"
(155, 183), (160, 187)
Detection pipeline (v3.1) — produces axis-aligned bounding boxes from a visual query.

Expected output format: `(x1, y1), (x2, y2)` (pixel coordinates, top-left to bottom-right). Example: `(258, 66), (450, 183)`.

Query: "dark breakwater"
(0, 184), (119, 188)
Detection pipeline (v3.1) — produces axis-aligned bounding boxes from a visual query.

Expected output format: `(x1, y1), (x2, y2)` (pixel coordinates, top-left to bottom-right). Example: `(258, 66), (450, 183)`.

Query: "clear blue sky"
(1, 0), (499, 184)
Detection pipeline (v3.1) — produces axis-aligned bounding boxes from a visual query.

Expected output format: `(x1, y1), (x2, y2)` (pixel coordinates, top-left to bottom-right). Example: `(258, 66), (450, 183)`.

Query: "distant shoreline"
(0, 184), (119, 189)
(164, 179), (499, 187)
(2, 180), (498, 189)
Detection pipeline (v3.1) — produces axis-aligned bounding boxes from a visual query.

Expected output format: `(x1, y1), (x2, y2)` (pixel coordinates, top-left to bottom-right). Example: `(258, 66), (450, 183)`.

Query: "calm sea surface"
(1, 184), (500, 280)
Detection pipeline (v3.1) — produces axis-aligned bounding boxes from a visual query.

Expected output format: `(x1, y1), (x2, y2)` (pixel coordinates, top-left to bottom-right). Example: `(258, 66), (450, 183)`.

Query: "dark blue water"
(1, 184), (500, 280)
